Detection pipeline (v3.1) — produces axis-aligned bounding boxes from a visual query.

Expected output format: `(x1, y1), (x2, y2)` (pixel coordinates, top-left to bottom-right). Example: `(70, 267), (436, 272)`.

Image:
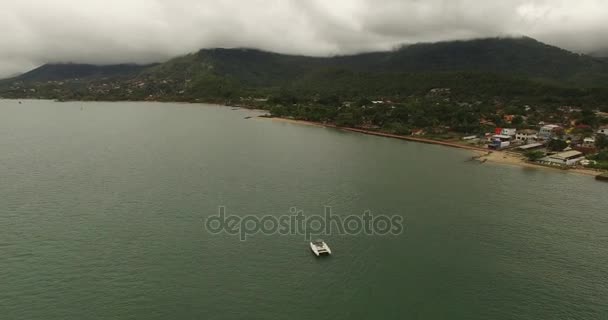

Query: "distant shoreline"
(263, 117), (489, 151)
(262, 117), (603, 178)
(5, 99), (602, 177)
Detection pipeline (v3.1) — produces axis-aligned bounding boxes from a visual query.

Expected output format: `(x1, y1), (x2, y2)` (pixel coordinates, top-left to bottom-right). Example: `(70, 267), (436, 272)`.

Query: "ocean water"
(1, 100), (606, 319)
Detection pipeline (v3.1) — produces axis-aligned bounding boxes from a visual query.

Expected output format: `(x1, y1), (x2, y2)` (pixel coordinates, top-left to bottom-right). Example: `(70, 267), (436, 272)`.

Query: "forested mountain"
(135, 37), (608, 87)
(376, 38), (608, 85)
(2, 37), (608, 103)
(6, 63), (153, 83)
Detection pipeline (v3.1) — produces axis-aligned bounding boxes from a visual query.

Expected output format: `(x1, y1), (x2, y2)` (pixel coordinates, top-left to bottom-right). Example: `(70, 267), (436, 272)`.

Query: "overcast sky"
(1, 0), (607, 77)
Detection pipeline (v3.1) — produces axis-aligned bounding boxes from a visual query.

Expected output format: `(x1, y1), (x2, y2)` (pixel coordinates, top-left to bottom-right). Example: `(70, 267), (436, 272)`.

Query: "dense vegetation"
(8, 63), (153, 83)
(2, 37), (608, 138)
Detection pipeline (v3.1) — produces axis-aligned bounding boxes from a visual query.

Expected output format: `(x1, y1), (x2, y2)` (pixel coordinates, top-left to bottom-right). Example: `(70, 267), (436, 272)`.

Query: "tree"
(591, 150), (608, 161)
(384, 122), (411, 135)
(596, 134), (608, 150)
(579, 109), (598, 127)
(547, 139), (568, 151)
(317, 95), (341, 106)
(269, 91), (298, 106)
(504, 105), (525, 115)
(355, 98), (373, 107)
(524, 150), (545, 161)
(335, 112), (357, 127)
(511, 115), (524, 126)
(269, 105), (287, 117)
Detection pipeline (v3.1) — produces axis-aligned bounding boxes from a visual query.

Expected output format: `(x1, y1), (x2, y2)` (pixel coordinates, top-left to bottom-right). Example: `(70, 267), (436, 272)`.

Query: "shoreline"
(7, 99), (603, 178)
(263, 117), (603, 177)
(475, 151), (601, 177)
(264, 117), (489, 151)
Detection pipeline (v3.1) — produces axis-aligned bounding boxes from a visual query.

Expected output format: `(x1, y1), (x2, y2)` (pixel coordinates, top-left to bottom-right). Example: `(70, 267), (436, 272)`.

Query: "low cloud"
(1, 0), (608, 77)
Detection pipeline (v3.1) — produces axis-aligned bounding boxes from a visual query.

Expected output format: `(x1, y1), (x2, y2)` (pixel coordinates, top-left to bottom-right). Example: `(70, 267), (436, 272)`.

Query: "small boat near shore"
(310, 240), (331, 256)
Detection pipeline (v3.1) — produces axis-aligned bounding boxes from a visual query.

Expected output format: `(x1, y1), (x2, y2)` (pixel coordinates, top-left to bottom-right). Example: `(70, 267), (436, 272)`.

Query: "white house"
(501, 128), (517, 137)
(539, 125), (562, 139)
(515, 129), (538, 143)
(539, 150), (585, 166)
(488, 135), (512, 150)
(598, 126), (608, 136)
(583, 137), (595, 148)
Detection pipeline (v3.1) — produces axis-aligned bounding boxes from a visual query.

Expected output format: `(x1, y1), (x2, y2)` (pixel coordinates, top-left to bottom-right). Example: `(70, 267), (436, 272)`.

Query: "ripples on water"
(0, 100), (607, 319)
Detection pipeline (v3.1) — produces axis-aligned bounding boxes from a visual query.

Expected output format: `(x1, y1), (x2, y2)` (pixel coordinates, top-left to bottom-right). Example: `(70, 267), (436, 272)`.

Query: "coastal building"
(539, 124), (562, 139)
(411, 129), (425, 136)
(515, 129), (538, 143)
(488, 135), (512, 150)
(495, 128), (517, 137)
(598, 126), (608, 136)
(501, 128), (517, 137)
(462, 135), (480, 144)
(518, 143), (544, 151)
(428, 88), (451, 96)
(573, 137), (597, 155)
(462, 135), (478, 140)
(583, 137), (595, 148)
(539, 150), (585, 166)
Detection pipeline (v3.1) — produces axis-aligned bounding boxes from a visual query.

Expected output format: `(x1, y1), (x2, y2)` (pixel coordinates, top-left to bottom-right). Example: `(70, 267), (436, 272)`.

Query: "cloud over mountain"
(1, 0), (607, 77)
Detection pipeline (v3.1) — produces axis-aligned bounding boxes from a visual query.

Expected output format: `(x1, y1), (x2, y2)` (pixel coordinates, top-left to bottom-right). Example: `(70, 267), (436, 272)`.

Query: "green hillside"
(2, 37), (608, 104)
(137, 37), (608, 87)
(9, 63), (152, 83)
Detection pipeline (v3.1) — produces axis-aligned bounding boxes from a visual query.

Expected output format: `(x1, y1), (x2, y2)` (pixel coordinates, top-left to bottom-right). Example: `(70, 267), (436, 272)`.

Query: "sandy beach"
(262, 117), (489, 151)
(263, 117), (328, 128)
(262, 117), (603, 177)
(474, 150), (602, 176)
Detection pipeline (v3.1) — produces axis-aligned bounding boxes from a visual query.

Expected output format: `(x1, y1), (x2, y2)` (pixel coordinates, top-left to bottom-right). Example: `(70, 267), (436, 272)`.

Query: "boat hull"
(310, 242), (331, 256)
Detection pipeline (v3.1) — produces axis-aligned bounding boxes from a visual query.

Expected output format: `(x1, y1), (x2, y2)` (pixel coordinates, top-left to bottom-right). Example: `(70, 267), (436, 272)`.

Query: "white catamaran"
(310, 240), (332, 256)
